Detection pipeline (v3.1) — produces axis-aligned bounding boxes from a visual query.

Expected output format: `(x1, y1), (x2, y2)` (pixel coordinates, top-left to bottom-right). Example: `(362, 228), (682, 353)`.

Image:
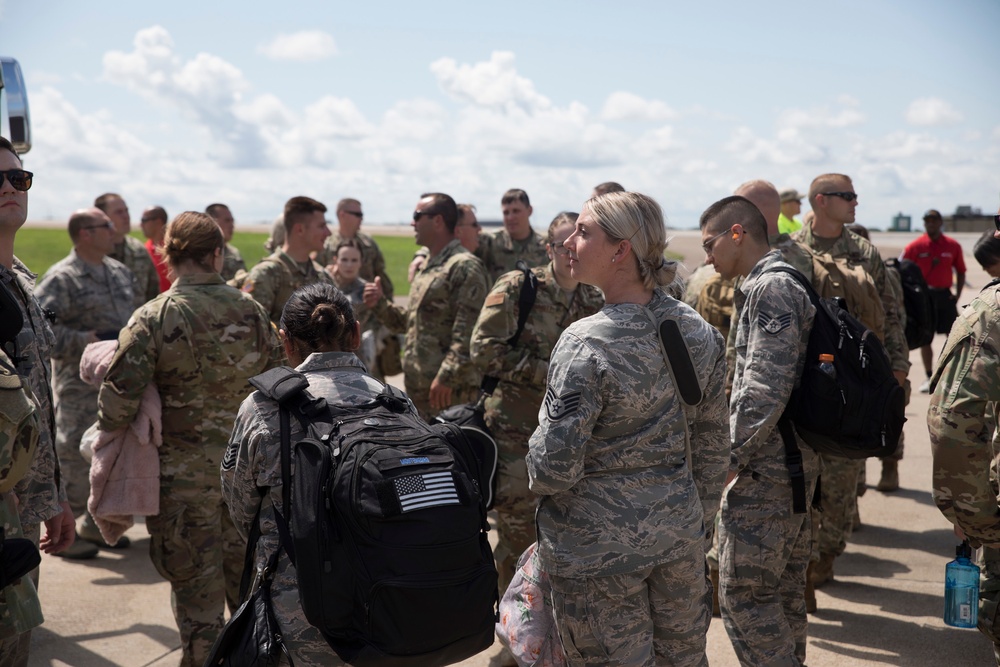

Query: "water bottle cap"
(957, 541), (972, 558)
(819, 354), (834, 363)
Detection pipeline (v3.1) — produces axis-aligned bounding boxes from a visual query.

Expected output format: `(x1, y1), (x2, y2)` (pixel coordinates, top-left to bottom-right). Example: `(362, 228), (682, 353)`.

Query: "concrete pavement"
(26, 231), (998, 666)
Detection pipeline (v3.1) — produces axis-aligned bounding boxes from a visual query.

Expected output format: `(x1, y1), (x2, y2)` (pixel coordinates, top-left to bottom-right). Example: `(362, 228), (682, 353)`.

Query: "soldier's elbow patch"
(484, 292), (506, 308)
(242, 280), (255, 294)
(758, 311), (792, 335)
(544, 387), (582, 421)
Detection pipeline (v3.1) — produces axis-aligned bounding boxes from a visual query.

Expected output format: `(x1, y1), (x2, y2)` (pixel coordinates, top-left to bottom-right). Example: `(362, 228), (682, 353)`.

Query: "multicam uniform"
(719, 250), (819, 666)
(97, 274), (282, 667)
(241, 250), (336, 325)
(0, 348), (43, 659)
(374, 239), (489, 420)
(220, 243), (246, 283)
(36, 251), (137, 520)
(109, 235), (160, 306)
(317, 231), (394, 299)
(222, 352), (398, 666)
(928, 279), (1000, 664)
(469, 263), (603, 593)
(527, 289), (729, 666)
(478, 228), (549, 284)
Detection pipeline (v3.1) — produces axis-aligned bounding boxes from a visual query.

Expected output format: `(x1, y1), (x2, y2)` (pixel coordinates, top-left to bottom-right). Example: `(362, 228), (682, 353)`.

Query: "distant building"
(944, 206), (993, 233)
(890, 212), (912, 232)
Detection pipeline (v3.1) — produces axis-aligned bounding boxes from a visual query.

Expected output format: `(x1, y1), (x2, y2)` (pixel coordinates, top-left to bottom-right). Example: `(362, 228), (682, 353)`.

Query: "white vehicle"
(0, 57), (31, 153)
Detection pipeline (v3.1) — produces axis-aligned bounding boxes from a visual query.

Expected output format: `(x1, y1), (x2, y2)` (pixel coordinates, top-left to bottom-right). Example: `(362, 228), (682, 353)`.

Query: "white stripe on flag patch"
(394, 471), (460, 512)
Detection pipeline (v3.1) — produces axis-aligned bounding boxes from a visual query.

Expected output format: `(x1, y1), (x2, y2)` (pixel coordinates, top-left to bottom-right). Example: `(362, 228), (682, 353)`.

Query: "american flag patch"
(394, 472), (460, 512)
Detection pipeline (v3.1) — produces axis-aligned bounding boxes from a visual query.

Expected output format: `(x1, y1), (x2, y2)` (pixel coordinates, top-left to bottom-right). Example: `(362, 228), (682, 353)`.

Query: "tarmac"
(25, 231), (1000, 666)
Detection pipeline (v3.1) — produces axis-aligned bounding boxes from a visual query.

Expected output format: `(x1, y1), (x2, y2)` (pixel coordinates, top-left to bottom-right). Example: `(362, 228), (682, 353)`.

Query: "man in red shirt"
(139, 206), (172, 292)
(902, 209), (966, 392)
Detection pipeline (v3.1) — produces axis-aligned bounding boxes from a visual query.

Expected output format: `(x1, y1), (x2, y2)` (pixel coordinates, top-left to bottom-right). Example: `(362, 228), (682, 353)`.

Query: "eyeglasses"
(81, 222), (115, 232)
(821, 191), (858, 202)
(550, 241), (570, 256)
(140, 217), (160, 224)
(343, 211), (363, 219)
(702, 226), (734, 254)
(0, 169), (32, 192)
(413, 210), (435, 221)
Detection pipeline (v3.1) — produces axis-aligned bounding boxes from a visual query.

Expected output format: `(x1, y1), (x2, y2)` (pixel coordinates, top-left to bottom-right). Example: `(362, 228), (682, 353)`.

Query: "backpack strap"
(480, 261), (539, 398)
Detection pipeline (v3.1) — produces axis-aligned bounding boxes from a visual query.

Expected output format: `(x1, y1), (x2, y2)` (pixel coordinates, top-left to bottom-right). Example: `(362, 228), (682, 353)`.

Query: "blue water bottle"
(944, 540), (979, 628)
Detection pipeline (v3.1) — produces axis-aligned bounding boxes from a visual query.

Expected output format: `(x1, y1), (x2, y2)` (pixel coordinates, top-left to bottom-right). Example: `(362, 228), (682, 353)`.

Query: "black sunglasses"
(343, 210), (363, 219)
(413, 210), (435, 221)
(821, 191), (858, 202)
(0, 169), (33, 192)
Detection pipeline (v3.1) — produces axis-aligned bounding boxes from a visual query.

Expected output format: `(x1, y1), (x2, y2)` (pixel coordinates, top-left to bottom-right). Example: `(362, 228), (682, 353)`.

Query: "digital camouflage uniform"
(374, 239), (489, 420)
(719, 250), (820, 666)
(222, 352), (402, 666)
(478, 228), (549, 284)
(317, 231), (394, 300)
(0, 259), (63, 667)
(36, 251), (137, 520)
(792, 224), (908, 565)
(0, 349), (43, 661)
(241, 250), (336, 325)
(928, 279), (1000, 665)
(97, 273), (283, 667)
(220, 243), (246, 283)
(527, 288), (729, 666)
(108, 235), (160, 306)
(469, 262), (603, 593)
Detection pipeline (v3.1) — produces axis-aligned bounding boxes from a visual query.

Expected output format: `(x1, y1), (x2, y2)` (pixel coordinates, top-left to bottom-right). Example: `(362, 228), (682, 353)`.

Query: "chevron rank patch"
(544, 387), (582, 421)
(758, 311), (792, 335)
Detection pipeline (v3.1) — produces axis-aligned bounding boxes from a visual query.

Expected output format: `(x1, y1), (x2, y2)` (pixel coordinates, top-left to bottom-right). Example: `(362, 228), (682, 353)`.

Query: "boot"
(804, 566), (817, 614)
(52, 534), (99, 560)
(877, 460), (899, 492)
(710, 566), (721, 617)
(811, 552), (835, 589)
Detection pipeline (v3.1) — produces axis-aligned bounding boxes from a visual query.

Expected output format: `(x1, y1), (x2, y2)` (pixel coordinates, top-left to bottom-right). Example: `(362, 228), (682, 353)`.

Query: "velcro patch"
(544, 387), (582, 421)
(758, 311), (792, 335)
(484, 292), (506, 307)
(221, 441), (238, 471)
(241, 280), (254, 294)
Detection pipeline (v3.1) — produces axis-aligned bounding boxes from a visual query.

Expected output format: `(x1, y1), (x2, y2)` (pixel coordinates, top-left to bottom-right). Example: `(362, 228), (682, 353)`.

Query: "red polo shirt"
(145, 239), (173, 292)
(901, 233), (966, 289)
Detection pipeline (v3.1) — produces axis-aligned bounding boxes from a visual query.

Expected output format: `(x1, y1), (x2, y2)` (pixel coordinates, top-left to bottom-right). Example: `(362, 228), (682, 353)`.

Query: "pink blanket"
(79, 340), (162, 545)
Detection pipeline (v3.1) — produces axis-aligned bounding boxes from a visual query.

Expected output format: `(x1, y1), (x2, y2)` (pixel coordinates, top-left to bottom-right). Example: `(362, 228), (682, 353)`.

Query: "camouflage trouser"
(706, 511), (722, 570)
(978, 546), (1000, 665)
(54, 383), (98, 517)
(147, 485), (245, 667)
(548, 546), (711, 666)
(817, 454), (863, 557)
(719, 473), (816, 666)
(0, 523), (42, 667)
(492, 433), (537, 595)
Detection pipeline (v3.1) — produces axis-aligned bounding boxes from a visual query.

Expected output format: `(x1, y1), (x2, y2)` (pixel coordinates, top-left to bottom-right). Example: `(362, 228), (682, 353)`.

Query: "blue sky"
(1, 0), (998, 229)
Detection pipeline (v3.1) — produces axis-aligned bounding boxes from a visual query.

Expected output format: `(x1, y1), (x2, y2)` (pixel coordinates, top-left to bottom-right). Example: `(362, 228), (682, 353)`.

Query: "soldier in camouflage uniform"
(97, 212), (282, 667)
(929, 252), (1000, 665)
(205, 204), (246, 282)
(94, 193), (160, 306)
(0, 347), (43, 662)
(36, 209), (138, 553)
(0, 138), (76, 666)
(469, 212), (603, 596)
(222, 283), (397, 666)
(700, 196), (819, 666)
(368, 193), (489, 420)
(527, 192), (728, 666)
(477, 189), (550, 284)
(684, 263), (735, 342)
(793, 174), (909, 588)
(242, 196), (335, 325)
(315, 198), (394, 299)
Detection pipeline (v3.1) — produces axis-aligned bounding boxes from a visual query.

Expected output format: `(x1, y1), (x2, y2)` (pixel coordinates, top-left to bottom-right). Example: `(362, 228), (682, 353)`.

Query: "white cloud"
(777, 103), (866, 130)
(905, 97), (963, 126)
(258, 31), (338, 62)
(601, 92), (677, 122)
(430, 51), (550, 113)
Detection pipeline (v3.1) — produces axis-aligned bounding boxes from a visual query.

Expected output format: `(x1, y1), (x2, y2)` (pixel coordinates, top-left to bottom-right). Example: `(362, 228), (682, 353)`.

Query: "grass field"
(14, 228), (420, 296)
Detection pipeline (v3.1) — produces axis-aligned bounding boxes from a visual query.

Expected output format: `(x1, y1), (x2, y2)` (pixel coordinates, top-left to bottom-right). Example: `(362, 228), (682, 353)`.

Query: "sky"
(1, 0), (998, 230)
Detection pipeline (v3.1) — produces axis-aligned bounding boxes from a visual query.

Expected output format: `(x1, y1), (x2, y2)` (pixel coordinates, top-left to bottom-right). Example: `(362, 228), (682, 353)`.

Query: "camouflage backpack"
(696, 273), (735, 340)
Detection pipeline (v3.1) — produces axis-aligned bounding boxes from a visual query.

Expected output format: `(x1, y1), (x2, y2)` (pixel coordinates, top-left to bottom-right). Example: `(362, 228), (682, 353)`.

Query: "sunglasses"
(702, 226), (736, 254)
(343, 210), (363, 219)
(81, 222), (115, 232)
(821, 191), (858, 202)
(0, 169), (33, 192)
(413, 210), (435, 221)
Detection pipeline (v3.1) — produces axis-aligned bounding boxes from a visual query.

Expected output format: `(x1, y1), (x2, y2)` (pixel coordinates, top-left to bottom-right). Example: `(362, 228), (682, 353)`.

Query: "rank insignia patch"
(545, 387), (582, 421)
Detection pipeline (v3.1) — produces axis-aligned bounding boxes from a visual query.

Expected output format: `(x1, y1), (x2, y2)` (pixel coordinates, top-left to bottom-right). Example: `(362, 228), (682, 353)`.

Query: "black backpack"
(249, 366), (498, 667)
(766, 266), (906, 459)
(885, 257), (936, 349)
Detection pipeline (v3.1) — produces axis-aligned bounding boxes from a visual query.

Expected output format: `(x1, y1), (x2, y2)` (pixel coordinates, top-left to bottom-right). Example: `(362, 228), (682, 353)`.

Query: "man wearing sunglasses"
(36, 209), (139, 556)
(793, 173), (910, 590)
(94, 193), (160, 307)
(0, 136), (78, 664)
